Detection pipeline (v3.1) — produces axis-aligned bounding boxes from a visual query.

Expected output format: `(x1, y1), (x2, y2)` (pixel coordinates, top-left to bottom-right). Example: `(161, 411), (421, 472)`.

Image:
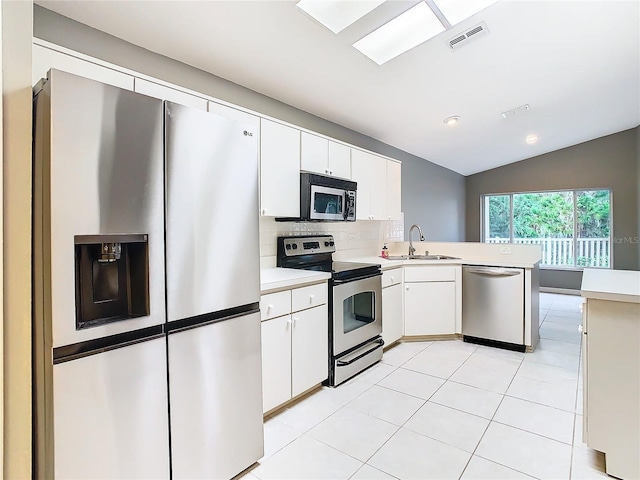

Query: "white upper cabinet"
(208, 101), (259, 130)
(351, 149), (387, 220)
(387, 160), (402, 221)
(33, 45), (134, 90)
(301, 132), (351, 179)
(134, 78), (207, 110)
(328, 141), (351, 179)
(260, 119), (301, 218)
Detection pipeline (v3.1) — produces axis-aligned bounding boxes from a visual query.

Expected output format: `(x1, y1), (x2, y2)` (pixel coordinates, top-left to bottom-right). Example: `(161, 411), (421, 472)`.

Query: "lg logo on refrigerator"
(243, 130), (253, 137)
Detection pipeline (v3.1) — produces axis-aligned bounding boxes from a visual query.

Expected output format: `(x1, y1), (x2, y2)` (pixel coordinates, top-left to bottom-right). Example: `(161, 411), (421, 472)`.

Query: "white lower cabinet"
(403, 265), (460, 336)
(382, 268), (403, 345)
(261, 315), (293, 412)
(291, 307), (329, 397)
(260, 282), (328, 413)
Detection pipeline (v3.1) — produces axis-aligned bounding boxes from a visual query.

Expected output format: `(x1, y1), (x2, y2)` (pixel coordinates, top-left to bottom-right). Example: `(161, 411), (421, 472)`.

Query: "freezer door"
(168, 311), (264, 479)
(165, 102), (260, 322)
(53, 337), (169, 479)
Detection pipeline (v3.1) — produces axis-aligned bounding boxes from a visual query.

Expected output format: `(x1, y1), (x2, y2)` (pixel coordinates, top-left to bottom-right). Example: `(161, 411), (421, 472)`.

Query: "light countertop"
(581, 268), (640, 303)
(260, 267), (331, 294)
(345, 255), (537, 269)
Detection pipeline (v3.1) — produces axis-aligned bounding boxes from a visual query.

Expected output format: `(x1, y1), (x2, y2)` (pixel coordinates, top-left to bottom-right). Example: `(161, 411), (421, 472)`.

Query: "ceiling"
(36, 0), (640, 175)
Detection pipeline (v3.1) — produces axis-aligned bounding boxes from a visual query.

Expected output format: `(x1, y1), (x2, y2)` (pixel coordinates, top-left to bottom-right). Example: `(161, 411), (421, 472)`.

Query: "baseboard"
(540, 287), (581, 296)
(402, 334), (462, 342)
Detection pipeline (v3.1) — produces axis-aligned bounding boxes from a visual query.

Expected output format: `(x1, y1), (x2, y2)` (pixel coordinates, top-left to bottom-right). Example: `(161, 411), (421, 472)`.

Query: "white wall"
(2, 0), (33, 477)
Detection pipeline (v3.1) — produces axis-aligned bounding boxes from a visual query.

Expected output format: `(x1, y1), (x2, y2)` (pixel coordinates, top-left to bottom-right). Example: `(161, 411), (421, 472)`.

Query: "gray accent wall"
(33, 5), (466, 242)
(466, 127), (640, 290)
(401, 157), (465, 241)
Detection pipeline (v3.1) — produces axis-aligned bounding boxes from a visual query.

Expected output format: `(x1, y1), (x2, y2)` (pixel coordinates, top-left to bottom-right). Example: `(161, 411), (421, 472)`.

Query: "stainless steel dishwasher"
(462, 265), (525, 352)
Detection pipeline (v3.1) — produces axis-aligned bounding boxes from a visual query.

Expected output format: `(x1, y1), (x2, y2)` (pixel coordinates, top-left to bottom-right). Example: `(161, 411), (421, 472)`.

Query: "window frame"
(481, 188), (613, 270)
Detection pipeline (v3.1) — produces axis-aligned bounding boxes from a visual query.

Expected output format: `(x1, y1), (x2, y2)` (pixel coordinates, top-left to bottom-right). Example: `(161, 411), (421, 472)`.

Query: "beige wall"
(2, 1), (33, 478)
(466, 127), (640, 290)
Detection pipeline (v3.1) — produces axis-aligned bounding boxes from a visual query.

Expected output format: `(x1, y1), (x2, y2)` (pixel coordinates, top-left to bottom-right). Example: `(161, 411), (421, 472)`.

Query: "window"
(483, 189), (611, 268)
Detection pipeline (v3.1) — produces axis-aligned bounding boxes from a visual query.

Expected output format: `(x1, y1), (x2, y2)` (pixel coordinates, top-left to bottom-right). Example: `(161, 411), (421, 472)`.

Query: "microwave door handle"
(343, 191), (348, 220)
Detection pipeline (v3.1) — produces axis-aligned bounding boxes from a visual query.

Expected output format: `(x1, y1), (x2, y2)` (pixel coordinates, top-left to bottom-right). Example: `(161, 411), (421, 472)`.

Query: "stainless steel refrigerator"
(33, 69), (169, 479)
(164, 102), (263, 479)
(33, 70), (264, 479)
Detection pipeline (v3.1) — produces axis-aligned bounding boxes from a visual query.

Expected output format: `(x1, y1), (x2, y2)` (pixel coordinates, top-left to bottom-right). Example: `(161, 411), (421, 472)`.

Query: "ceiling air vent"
(448, 22), (489, 51)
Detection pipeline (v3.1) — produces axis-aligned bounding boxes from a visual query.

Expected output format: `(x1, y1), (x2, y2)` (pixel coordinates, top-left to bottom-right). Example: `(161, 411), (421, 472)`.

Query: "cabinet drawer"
(382, 268), (402, 288)
(292, 283), (328, 312)
(404, 266), (456, 282)
(260, 290), (291, 321)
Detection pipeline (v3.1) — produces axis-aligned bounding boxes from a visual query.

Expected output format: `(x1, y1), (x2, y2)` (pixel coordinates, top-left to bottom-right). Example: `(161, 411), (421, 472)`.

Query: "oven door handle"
(337, 338), (385, 366)
(333, 271), (382, 285)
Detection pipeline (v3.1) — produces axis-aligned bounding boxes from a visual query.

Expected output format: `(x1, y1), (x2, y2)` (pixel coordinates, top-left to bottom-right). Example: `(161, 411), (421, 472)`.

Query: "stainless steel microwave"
(277, 173), (357, 222)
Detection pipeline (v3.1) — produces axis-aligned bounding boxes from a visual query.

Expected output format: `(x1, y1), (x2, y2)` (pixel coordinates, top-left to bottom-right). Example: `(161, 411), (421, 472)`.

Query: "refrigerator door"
(168, 311), (264, 479)
(35, 69), (166, 348)
(165, 102), (260, 322)
(53, 337), (169, 479)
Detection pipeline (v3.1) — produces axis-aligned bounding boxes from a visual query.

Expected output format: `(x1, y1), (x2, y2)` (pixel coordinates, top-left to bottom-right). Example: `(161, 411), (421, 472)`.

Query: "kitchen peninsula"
(580, 268), (640, 480)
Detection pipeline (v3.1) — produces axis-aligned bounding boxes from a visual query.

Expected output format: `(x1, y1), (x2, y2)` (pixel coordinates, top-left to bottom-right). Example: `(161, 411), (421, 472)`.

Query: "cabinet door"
(301, 132), (328, 175)
(260, 119), (300, 217)
(404, 282), (456, 335)
(386, 160), (402, 221)
(328, 141), (351, 179)
(351, 149), (373, 219)
(291, 305), (328, 397)
(33, 44), (134, 90)
(261, 315), (292, 413)
(369, 154), (388, 220)
(134, 78), (207, 110)
(382, 283), (403, 346)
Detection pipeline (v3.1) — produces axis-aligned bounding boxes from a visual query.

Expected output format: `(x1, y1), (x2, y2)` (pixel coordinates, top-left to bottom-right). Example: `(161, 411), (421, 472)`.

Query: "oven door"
(309, 185), (346, 221)
(332, 275), (382, 356)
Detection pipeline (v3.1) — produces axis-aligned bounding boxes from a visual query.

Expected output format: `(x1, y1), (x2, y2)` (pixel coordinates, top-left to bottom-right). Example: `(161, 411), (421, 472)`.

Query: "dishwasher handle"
(465, 267), (522, 277)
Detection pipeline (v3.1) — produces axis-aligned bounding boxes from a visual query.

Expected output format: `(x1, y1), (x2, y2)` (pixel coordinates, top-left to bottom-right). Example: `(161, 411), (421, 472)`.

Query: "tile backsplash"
(260, 216), (404, 267)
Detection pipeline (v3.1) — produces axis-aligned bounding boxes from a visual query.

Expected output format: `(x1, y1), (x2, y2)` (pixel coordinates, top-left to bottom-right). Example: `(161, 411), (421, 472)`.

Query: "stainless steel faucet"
(408, 224), (425, 256)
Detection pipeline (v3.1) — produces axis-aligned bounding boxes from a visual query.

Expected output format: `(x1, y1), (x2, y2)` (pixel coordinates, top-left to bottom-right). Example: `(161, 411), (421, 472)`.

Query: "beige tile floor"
(242, 293), (609, 480)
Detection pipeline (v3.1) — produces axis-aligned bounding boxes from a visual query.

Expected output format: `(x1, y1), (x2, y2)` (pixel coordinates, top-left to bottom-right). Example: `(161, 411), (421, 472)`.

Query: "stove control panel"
(278, 235), (336, 256)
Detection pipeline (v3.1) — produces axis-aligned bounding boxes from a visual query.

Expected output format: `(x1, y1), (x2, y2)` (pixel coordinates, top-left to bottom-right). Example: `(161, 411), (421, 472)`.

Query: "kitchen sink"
(386, 254), (460, 260)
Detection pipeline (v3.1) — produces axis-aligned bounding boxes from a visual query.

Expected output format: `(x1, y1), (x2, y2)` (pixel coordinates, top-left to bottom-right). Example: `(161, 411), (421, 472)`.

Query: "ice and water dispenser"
(74, 234), (150, 329)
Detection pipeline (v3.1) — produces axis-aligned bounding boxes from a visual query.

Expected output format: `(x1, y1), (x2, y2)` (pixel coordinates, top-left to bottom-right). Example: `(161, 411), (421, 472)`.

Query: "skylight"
(433, 0), (499, 27)
(296, 0), (386, 34)
(353, 2), (445, 65)
(295, 0), (500, 65)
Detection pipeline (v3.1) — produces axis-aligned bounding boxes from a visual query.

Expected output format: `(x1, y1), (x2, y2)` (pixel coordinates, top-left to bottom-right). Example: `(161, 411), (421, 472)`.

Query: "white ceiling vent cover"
(448, 22), (489, 51)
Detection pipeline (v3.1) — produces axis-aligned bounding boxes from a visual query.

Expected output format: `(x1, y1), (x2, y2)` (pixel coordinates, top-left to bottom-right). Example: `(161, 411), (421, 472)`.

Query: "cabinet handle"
(267, 304), (273, 311)
(406, 286), (409, 290)
(390, 277), (394, 282)
(329, 170), (333, 175)
(287, 317), (293, 325)
(309, 294), (315, 303)
(292, 317), (298, 326)
(261, 208), (267, 215)
(578, 325), (584, 334)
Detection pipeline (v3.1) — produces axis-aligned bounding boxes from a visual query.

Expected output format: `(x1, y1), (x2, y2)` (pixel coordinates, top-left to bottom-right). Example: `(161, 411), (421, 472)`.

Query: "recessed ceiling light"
(353, 2), (445, 65)
(296, 0), (386, 34)
(433, 0), (499, 26)
(526, 134), (539, 144)
(444, 115), (460, 126)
